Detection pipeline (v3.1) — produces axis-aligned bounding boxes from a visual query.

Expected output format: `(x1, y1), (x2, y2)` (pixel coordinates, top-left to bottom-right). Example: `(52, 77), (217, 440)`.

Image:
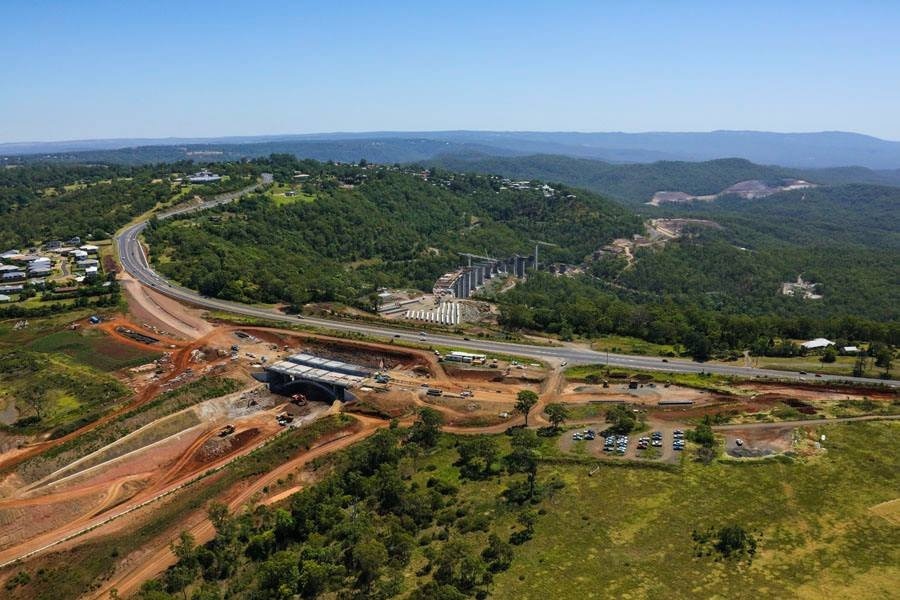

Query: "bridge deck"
(266, 360), (368, 388)
(284, 352), (371, 377)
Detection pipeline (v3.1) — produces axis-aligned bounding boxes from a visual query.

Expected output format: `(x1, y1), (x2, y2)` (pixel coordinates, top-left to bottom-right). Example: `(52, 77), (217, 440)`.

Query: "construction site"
(0, 269), (896, 598)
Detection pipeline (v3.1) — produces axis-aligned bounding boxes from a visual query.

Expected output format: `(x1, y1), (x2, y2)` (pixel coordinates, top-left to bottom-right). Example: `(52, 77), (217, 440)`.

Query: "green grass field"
(27, 328), (161, 371)
(0, 351), (128, 433)
(0, 311), (100, 345)
(742, 354), (891, 379)
(590, 335), (677, 357)
(490, 421), (899, 599)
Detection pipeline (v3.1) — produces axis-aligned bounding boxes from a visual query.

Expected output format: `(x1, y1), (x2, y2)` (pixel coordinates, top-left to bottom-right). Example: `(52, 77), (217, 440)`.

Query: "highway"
(114, 176), (899, 388)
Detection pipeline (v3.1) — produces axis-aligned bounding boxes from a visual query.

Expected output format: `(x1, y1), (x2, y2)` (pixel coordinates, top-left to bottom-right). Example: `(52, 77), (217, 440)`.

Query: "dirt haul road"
(0, 400), (285, 568)
(90, 415), (386, 600)
(0, 322), (198, 473)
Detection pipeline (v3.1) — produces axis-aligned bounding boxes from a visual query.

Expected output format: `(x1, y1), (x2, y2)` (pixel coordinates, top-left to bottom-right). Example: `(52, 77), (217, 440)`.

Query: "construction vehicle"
(290, 393), (308, 406)
(218, 424), (235, 437)
(374, 373), (390, 384)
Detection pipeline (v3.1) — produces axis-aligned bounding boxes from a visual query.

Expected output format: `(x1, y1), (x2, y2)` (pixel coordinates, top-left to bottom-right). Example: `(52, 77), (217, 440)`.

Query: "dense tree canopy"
(146, 159), (641, 307)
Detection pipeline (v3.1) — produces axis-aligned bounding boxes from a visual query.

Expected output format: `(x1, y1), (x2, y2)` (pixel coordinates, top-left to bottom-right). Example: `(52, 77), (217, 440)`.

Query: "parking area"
(561, 421), (685, 463)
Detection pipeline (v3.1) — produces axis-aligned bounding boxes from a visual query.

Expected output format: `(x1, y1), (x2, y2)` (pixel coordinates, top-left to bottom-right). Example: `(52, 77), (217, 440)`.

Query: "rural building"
(66, 236), (81, 246)
(842, 346), (860, 354)
(0, 294), (10, 302)
(801, 338), (834, 350)
(188, 169), (222, 183)
(444, 351), (487, 364)
(2, 271), (25, 281)
(6, 254), (40, 264)
(0, 285), (23, 293)
(71, 249), (88, 259)
(44, 240), (62, 250)
(27, 266), (52, 278)
(0, 265), (20, 272)
(80, 244), (99, 254)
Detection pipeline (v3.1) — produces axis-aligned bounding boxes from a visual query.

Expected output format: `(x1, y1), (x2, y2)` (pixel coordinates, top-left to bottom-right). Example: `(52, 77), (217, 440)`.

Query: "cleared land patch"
(26, 328), (161, 372)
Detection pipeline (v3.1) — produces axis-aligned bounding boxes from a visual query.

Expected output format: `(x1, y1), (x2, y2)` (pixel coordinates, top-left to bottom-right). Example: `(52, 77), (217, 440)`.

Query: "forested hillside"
(495, 183), (900, 353)
(0, 162), (259, 248)
(428, 154), (900, 204)
(665, 184), (900, 249)
(145, 158), (641, 308)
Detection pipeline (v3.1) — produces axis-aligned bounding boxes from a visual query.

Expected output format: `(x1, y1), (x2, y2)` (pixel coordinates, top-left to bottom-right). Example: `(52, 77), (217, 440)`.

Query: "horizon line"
(2, 128), (899, 148)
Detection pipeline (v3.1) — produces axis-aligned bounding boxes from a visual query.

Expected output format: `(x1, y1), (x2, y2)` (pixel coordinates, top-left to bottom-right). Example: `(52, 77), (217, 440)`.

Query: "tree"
(482, 532), (514, 571)
(298, 560), (329, 598)
(714, 524), (757, 559)
(455, 436), (499, 479)
(431, 538), (486, 593)
(605, 404), (636, 435)
(258, 550), (300, 598)
(21, 385), (49, 421)
(543, 403), (569, 430)
(684, 331), (712, 361)
(514, 390), (539, 427)
(353, 537), (388, 585)
(504, 429), (541, 501)
(820, 346), (837, 363)
(510, 509), (538, 544)
(689, 420), (716, 448)
(873, 344), (893, 372)
(408, 407), (443, 448)
(410, 582), (468, 600)
(853, 351), (870, 377)
(170, 531), (197, 567)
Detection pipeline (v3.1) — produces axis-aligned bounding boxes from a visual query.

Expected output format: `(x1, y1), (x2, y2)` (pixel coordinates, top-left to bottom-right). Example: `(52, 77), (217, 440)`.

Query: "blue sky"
(2, 1), (899, 142)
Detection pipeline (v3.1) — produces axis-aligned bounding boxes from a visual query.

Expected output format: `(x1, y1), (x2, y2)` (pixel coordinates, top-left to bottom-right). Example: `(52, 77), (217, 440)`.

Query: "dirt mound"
(747, 382), (898, 401)
(749, 393), (817, 414)
(784, 398), (817, 415)
(443, 367), (506, 382)
(196, 428), (260, 464)
(351, 390), (417, 418)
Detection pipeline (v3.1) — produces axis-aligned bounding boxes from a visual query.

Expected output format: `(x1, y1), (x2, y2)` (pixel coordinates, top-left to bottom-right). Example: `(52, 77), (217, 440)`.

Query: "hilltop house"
(801, 338), (834, 350)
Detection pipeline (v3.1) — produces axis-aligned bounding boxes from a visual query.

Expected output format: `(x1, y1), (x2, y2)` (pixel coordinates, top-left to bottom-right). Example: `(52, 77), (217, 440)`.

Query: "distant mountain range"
(428, 154), (900, 204)
(4, 129), (900, 170)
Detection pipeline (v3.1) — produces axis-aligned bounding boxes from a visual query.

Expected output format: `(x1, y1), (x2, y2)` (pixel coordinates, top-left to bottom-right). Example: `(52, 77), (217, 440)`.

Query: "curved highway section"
(115, 176), (899, 388)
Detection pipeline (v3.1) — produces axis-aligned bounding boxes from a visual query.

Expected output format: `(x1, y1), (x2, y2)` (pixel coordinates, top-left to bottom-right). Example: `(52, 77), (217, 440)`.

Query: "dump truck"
(218, 424), (235, 437)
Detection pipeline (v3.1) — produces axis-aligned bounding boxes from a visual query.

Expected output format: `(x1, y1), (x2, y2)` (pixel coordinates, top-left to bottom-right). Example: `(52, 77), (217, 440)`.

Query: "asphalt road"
(114, 176), (899, 388)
